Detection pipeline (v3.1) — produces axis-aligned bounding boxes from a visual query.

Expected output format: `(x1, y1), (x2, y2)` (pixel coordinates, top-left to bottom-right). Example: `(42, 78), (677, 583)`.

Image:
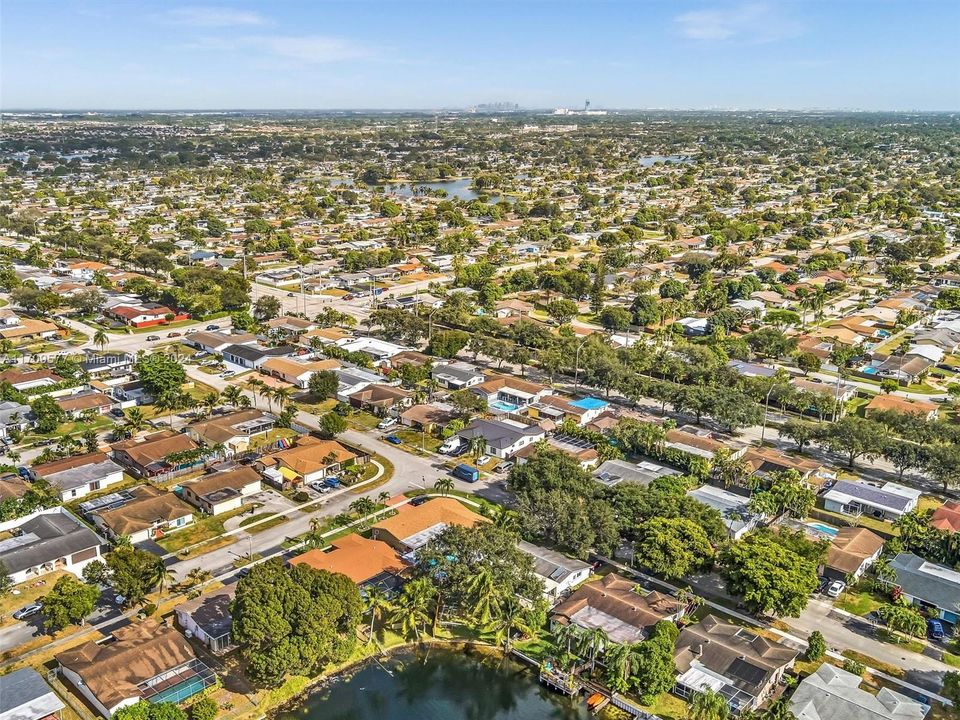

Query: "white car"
(476, 455), (491, 466)
(377, 417), (398, 430)
(826, 580), (846, 598)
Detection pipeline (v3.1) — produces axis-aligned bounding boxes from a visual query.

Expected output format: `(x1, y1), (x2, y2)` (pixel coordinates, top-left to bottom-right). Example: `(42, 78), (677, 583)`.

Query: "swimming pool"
(862, 367), (878, 375)
(491, 400), (520, 413)
(570, 397), (608, 411)
(806, 521), (839, 537)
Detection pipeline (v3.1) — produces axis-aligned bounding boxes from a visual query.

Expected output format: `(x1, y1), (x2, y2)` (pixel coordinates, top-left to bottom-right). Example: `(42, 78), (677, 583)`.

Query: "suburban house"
(592, 458), (681, 488)
(258, 436), (364, 488)
(57, 620), (216, 718)
(865, 394), (939, 421)
(0, 507), (103, 585)
(80, 351), (135, 379)
(290, 533), (408, 591)
(106, 304), (189, 328)
(886, 553), (960, 625)
(0, 667), (65, 720)
(110, 430), (202, 478)
(186, 331), (258, 355)
(790, 664), (928, 720)
(741, 447), (831, 487)
(262, 315), (316, 340)
(347, 383), (413, 415)
(456, 418), (545, 459)
(823, 527), (885, 581)
(55, 390), (113, 418)
(371, 497), (486, 556)
(175, 586), (236, 654)
(399, 403), (458, 432)
(335, 337), (410, 366)
(0, 368), (64, 391)
(550, 574), (686, 645)
(0, 400), (33, 440)
(517, 540), (591, 602)
(179, 466), (262, 516)
(516, 435), (599, 469)
(930, 500), (960, 534)
(221, 343), (298, 371)
(186, 409), (276, 456)
(666, 428), (747, 461)
(91, 485), (193, 544)
(673, 614), (799, 713)
(335, 366), (386, 402)
(31, 452), (125, 502)
(431, 361), (486, 390)
(528, 395), (611, 427)
(260, 357), (339, 388)
(822, 480), (921, 521)
(470, 375), (552, 412)
(687, 485), (762, 540)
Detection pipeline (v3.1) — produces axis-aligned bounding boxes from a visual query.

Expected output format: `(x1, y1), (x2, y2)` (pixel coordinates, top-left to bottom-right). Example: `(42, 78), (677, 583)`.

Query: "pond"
(325, 177), (511, 203)
(638, 155), (692, 166)
(275, 646), (590, 720)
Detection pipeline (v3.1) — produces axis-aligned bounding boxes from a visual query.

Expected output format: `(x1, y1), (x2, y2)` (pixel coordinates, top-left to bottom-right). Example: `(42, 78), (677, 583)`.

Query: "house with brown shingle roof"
(0, 368), (64, 391)
(110, 430), (201, 478)
(257, 435), (364, 488)
(57, 619), (214, 718)
(186, 409), (276, 455)
(371, 497), (486, 554)
(673, 614), (798, 713)
(289, 533), (407, 590)
(180, 466), (262, 515)
(824, 527), (885, 581)
(55, 390), (112, 418)
(551, 573), (686, 645)
(91, 485), (193, 543)
(347, 383), (412, 415)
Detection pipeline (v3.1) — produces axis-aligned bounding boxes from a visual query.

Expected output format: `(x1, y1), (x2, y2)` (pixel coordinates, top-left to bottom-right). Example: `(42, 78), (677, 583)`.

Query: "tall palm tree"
(153, 393), (180, 427)
(186, 568), (213, 589)
(468, 436), (486, 461)
(578, 626), (609, 673)
(93, 329), (109, 351)
(433, 477), (454, 496)
(554, 622), (581, 658)
(489, 505), (520, 533)
(246, 378), (265, 409)
(124, 407), (146, 433)
(465, 567), (500, 626)
(489, 594), (532, 654)
(392, 577), (435, 641)
(363, 586), (393, 643)
(271, 386), (292, 411)
(202, 391), (220, 415)
(222, 385), (244, 407)
(376, 491), (391, 505)
(158, 565), (178, 598)
(603, 642), (640, 692)
(689, 689), (731, 720)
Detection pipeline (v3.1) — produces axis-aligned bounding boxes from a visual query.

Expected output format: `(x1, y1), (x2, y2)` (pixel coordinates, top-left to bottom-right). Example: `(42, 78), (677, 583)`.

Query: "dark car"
(167, 331), (181, 338)
(384, 435), (402, 445)
(817, 576), (831, 594)
(287, 292), (295, 297)
(110, 408), (125, 418)
(237, 567), (251, 579)
(146, 335), (161, 341)
(410, 496), (430, 507)
(928, 619), (945, 640)
(205, 324), (220, 331)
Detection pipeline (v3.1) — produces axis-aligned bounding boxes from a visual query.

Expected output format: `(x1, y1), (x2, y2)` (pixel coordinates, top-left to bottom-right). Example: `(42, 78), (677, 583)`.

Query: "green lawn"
(639, 693), (689, 720)
(875, 628), (925, 654)
(835, 589), (885, 616)
(392, 428), (443, 453)
(25, 414), (113, 443)
(156, 504), (258, 553)
(240, 513), (289, 534)
(347, 411), (381, 431)
(813, 504), (898, 537)
(249, 428), (298, 450)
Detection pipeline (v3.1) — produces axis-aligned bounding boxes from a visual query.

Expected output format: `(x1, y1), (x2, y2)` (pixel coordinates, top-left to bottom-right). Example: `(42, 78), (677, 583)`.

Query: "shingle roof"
(0, 667), (65, 720)
(0, 510), (102, 574)
(888, 552), (960, 611)
(790, 664), (927, 720)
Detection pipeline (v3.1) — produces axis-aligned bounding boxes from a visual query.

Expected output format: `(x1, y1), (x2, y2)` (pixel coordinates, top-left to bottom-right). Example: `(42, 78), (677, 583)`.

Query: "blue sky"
(3, 1), (959, 110)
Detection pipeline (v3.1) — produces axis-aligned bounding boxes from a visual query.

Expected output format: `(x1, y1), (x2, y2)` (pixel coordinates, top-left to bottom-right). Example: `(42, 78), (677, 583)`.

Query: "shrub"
(292, 491), (309, 503)
(842, 659), (865, 676)
(806, 631), (826, 661)
(190, 697), (218, 720)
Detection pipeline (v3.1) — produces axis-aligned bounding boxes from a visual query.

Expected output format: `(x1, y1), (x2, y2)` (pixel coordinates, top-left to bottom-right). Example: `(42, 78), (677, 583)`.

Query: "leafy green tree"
(190, 697), (218, 720)
(81, 559), (108, 585)
(114, 703), (186, 720)
(877, 603), (927, 638)
(795, 352), (821, 375)
(806, 630), (826, 661)
(689, 688), (730, 720)
(319, 411), (346, 437)
(232, 559), (362, 686)
(134, 353), (186, 397)
(780, 418), (820, 452)
(720, 531), (819, 617)
(630, 620), (679, 703)
(30, 395), (66, 433)
(748, 469), (816, 519)
(818, 416), (887, 468)
(106, 544), (164, 606)
(253, 295), (282, 321)
(43, 575), (100, 631)
(943, 672), (960, 706)
(428, 330), (470, 358)
(634, 517), (714, 579)
(308, 370), (339, 400)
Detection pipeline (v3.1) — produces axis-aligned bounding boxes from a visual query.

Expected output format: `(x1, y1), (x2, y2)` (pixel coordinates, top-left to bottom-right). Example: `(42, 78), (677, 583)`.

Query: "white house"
(456, 418), (545, 459)
(0, 507), (104, 585)
(518, 540), (591, 602)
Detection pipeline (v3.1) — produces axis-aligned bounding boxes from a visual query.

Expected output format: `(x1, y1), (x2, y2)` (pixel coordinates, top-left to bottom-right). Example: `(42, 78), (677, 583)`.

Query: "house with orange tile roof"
(930, 500), (960, 534)
(371, 497), (486, 554)
(289, 533), (408, 590)
(865, 394), (939, 421)
(257, 435), (366, 488)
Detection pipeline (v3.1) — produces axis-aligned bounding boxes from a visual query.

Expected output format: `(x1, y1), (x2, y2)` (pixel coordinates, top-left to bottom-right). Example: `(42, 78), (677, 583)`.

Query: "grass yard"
(813, 505), (898, 537)
(156, 504), (258, 553)
(917, 495), (943, 514)
(25, 414), (113, 443)
(392, 428), (443, 453)
(347, 411), (381, 431)
(835, 589), (885, 616)
(349, 453), (395, 492)
(841, 649), (905, 678)
(0, 571), (70, 626)
(239, 513), (289, 534)
(875, 628), (925, 653)
(249, 427), (298, 450)
(639, 693), (689, 720)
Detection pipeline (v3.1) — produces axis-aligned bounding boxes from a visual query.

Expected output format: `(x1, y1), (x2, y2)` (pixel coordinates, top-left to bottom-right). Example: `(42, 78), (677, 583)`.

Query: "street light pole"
(759, 385), (774, 445)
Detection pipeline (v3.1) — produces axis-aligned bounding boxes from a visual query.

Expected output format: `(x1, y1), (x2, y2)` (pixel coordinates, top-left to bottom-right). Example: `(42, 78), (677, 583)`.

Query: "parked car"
(928, 619), (945, 640)
(494, 461), (514, 474)
(167, 331), (181, 338)
(343, 294), (355, 300)
(110, 408), (125, 418)
(377, 417), (398, 430)
(440, 437), (465, 455)
(410, 496), (430, 507)
(237, 567), (251, 579)
(817, 576), (830, 594)
(475, 454), (491, 466)
(384, 434), (402, 445)
(220, 370), (235, 378)
(146, 335), (160, 341)
(205, 324), (220, 331)
(185, 329), (198, 335)
(452, 463), (480, 483)
(826, 580), (846, 598)
(12, 603), (42, 620)
(323, 477), (341, 489)
(287, 292), (295, 297)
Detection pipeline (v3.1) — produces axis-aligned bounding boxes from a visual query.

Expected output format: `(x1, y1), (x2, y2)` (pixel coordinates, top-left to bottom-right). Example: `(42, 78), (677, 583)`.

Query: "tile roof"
(289, 533), (407, 584)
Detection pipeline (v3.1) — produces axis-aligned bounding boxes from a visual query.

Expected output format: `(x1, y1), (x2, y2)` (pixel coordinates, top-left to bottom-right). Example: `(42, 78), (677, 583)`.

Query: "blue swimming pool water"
(491, 400), (519, 413)
(806, 521), (839, 537)
(570, 397), (608, 410)
(862, 367), (878, 375)
(150, 677), (206, 704)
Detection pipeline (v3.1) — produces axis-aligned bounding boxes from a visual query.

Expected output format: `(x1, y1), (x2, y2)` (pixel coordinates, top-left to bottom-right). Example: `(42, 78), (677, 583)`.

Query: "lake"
(274, 646), (590, 720)
(638, 155), (691, 166)
(326, 177), (509, 203)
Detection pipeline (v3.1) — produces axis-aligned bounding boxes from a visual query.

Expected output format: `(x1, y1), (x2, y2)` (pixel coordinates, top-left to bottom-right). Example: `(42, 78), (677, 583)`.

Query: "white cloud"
(163, 6), (268, 27)
(185, 35), (368, 65)
(675, 3), (802, 43)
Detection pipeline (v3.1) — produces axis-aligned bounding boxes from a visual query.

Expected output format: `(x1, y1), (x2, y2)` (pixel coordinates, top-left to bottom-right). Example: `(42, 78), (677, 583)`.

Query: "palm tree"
(392, 577), (435, 641)
(489, 505), (520, 533)
(158, 566), (178, 598)
(712, 447), (752, 488)
(467, 436), (486, 461)
(271, 386), (292, 411)
(202, 391), (220, 415)
(689, 689), (731, 720)
(246, 378), (265, 409)
(222, 385), (244, 407)
(465, 567), (500, 626)
(153, 392), (180, 427)
(363, 586), (393, 643)
(93, 329), (109, 351)
(376, 491), (391, 505)
(186, 568), (213, 589)
(553, 622), (581, 657)
(578, 626), (609, 673)
(603, 642), (640, 693)
(433, 477), (454, 496)
(349, 496), (377, 521)
(124, 407), (146, 433)
(489, 594), (532, 653)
